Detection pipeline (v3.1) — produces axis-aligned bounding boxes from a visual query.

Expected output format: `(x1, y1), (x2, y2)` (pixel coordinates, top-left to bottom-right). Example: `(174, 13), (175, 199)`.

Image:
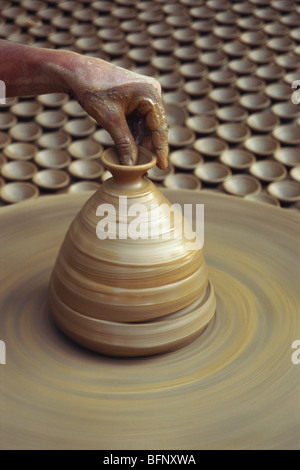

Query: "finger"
(144, 104), (169, 170)
(104, 112), (138, 166)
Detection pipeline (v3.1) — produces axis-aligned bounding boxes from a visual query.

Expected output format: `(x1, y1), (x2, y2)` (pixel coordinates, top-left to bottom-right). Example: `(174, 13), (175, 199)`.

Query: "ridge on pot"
(49, 147), (216, 357)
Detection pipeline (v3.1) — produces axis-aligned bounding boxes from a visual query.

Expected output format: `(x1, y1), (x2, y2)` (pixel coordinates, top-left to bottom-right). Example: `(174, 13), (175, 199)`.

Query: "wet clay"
(48, 147), (216, 356)
(0, 190), (299, 449)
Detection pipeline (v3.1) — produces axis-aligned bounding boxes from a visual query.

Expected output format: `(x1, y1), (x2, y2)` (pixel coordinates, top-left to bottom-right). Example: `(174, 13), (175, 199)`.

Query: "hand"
(68, 57), (168, 169)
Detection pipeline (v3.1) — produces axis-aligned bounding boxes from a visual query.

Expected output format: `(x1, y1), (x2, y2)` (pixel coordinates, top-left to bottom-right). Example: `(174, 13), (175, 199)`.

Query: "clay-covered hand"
(68, 57), (169, 169)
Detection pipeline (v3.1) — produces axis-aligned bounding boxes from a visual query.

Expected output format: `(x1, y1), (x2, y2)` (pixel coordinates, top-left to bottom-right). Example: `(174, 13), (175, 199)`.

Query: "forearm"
(0, 39), (81, 97)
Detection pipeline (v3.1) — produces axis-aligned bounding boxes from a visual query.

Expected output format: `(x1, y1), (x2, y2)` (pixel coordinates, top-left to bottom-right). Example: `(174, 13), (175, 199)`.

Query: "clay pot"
(223, 174), (262, 197)
(208, 69), (237, 86)
(223, 41), (250, 57)
(147, 22), (173, 37)
(52, 16), (77, 30)
(37, 131), (72, 150)
(93, 17), (119, 29)
(213, 25), (240, 40)
(267, 180), (300, 203)
(249, 160), (287, 182)
(179, 62), (208, 79)
(120, 19), (145, 33)
(68, 160), (104, 180)
(216, 10), (238, 24)
(183, 79), (213, 97)
(174, 46), (200, 62)
(239, 93), (271, 111)
(1, 160), (37, 181)
(248, 48), (276, 64)
(219, 149), (256, 170)
(195, 34), (222, 51)
(159, 72), (185, 91)
(237, 16), (263, 30)
(192, 19), (215, 33)
(246, 112), (280, 133)
(284, 72), (300, 86)
(275, 54), (300, 70)
(71, 24), (97, 38)
(164, 103), (188, 127)
(273, 126), (300, 145)
(0, 182), (39, 204)
(185, 116), (218, 135)
(168, 126), (196, 147)
(92, 129), (114, 147)
(228, 59), (257, 75)
(9, 122), (42, 142)
(194, 137), (229, 158)
(216, 106), (249, 123)
(240, 31), (267, 46)
(264, 22), (289, 36)
(35, 110), (68, 130)
(62, 100), (87, 118)
(187, 99), (218, 116)
(290, 166), (300, 183)
(169, 149), (203, 170)
(163, 90), (190, 108)
(209, 87), (241, 105)
(34, 149), (71, 169)
(33, 169), (70, 190)
(199, 51), (228, 68)
(165, 15), (191, 28)
(63, 118), (96, 138)
(163, 173), (201, 191)
(0, 131), (11, 149)
(236, 76), (265, 93)
(267, 37), (295, 53)
(172, 28), (197, 43)
(68, 139), (103, 160)
(274, 147), (300, 167)
(265, 83), (293, 101)
(75, 37), (102, 53)
(151, 56), (180, 73)
(37, 93), (68, 108)
(128, 47), (155, 64)
(146, 161), (174, 182)
(0, 112), (17, 130)
(48, 32), (75, 47)
(126, 32), (151, 47)
(255, 64), (284, 81)
(194, 162), (231, 185)
(244, 135), (279, 156)
(48, 146), (216, 356)
(217, 123), (251, 144)
(4, 142), (37, 160)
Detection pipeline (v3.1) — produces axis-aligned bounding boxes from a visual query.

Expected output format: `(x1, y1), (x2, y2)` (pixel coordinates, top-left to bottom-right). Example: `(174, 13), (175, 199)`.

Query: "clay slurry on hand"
(76, 81), (169, 169)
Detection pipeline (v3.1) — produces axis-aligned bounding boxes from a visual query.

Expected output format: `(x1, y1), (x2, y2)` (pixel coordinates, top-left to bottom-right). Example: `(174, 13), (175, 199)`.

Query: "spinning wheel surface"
(0, 190), (299, 449)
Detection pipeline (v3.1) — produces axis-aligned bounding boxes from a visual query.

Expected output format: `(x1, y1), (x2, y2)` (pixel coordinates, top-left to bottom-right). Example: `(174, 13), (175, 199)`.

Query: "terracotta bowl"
(165, 15), (191, 28)
(168, 126), (196, 147)
(223, 174), (262, 197)
(267, 37), (295, 53)
(265, 83), (292, 101)
(215, 10), (238, 24)
(172, 27), (197, 43)
(147, 22), (173, 37)
(0, 24), (21, 37)
(1, 160), (37, 181)
(228, 59), (257, 75)
(147, 162), (174, 182)
(275, 54), (300, 70)
(194, 137), (229, 158)
(70, 24), (97, 38)
(9, 122), (42, 142)
(191, 19), (215, 33)
(264, 22), (289, 36)
(245, 192), (280, 206)
(33, 169), (71, 190)
(246, 112), (280, 133)
(194, 162), (231, 185)
(216, 106), (249, 123)
(249, 160), (287, 182)
(10, 100), (43, 118)
(159, 72), (185, 91)
(68, 139), (103, 160)
(199, 51), (228, 68)
(219, 148), (256, 170)
(72, 8), (95, 22)
(93, 16), (119, 29)
(148, 36), (179, 53)
(51, 16), (77, 30)
(68, 159), (104, 180)
(163, 173), (201, 191)
(162, 3), (187, 14)
(127, 47), (155, 64)
(290, 165), (300, 183)
(240, 31), (267, 46)
(273, 126), (300, 145)
(0, 112), (17, 130)
(195, 34), (222, 51)
(126, 31), (151, 47)
(111, 6), (136, 19)
(7, 33), (35, 45)
(92, 129), (114, 147)
(35, 110), (68, 129)
(239, 93), (271, 111)
(75, 36), (102, 52)
(48, 32), (75, 47)
(237, 16), (264, 30)
(267, 180), (300, 203)
(98, 27), (124, 42)
(164, 103), (188, 127)
(236, 76), (265, 93)
(151, 56), (180, 73)
(138, 10), (164, 23)
(163, 90), (190, 108)
(233, 2), (254, 14)
(209, 87), (240, 105)
(0, 182), (39, 204)
(183, 79), (213, 97)
(255, 64), (284, 81)
(169, 149), (203, 170)
(223, 41), (250, 57)
(34, 149), (71, 169)
(0, 97), (18, 109)
(174, 45), (200, 62)
(271, 102), (300, 120)
(217, 123), (250, 144)
(63, 118), (96, 138)
(290, 28), (300, 41)
(37, 131), (72, 150)
(62, 100), (87, 118)
(271, 0), (296, 12)
(207, 69), (237, 86)
(244, 135), (279, 156)
(120, 19), (146, 33)
(37, 93), (68, 108)
(280, 14), (300, 27)
(179, 62), (208, 79)
(187, 99), (218, 116)
(190, 6), (214, 18)
(0, 153), (7, 169)
(101, 41), (130, 56)
(248, 48), (276, 64)
(213, 25), (239, 40)
(254, 8), (280, 22)
(4, 142), (37, 160)
(68, 181), (101, 193)
(185, 116), (218, 135)
(274, 147), (300, 167)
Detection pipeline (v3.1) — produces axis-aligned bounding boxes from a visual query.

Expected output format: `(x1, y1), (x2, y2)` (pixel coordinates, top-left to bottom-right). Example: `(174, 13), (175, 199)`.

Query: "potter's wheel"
(0, 190), (299, 450)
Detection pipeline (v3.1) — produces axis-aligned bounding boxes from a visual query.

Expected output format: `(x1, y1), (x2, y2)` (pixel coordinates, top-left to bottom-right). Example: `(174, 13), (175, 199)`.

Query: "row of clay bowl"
(0, 0), (300, 212)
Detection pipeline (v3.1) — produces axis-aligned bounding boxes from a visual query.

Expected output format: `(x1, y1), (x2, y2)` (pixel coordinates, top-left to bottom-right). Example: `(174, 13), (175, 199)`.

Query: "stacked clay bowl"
(49, 148), (216, 356)
(0, 0), (300, 212)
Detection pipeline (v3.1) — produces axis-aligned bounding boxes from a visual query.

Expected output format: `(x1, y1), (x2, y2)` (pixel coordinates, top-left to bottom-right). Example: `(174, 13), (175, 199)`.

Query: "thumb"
(105, 112), (138, 166)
